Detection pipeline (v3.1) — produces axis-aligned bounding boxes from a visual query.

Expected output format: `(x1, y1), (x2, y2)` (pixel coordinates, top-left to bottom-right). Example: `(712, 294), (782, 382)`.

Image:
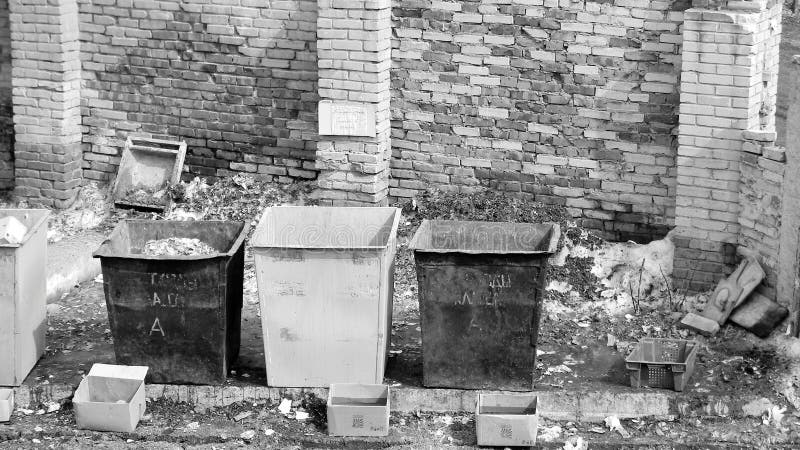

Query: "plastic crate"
(625, 338), (699, 392)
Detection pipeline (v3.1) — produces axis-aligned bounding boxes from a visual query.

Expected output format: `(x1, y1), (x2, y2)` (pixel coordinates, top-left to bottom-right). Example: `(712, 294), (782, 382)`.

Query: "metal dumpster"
(409, 220), (560, 390)
(0, 209), (49, 386)
(93, 220), (248, 385)
(251, 206), (401, 387)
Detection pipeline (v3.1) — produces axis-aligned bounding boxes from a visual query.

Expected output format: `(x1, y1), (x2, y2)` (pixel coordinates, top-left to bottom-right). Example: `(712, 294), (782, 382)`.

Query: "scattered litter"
(264, 428), (275, 436)
(94, 274), (103, 283)
(606, 334), (616, 347)
(563, 436), (587, 450)
(589, 426), (606, 434)
(295, 411), (309, 421)
(538, 425), (563, 442)
(45, 402), (60, 413)
(18, 408), (33, 415)
(233, 411), (252, 421)
(763, 405), (786, 427)
(544, 364), (573, 375)
(143, 237), (216, 256)
(240, 430), (256, 441)
(185, 422), (200, 431)
(604, 415), (630, 438)
(34, 426), (43, 432)
(546, 280), (573, 294)
(278, 398), (292, 415)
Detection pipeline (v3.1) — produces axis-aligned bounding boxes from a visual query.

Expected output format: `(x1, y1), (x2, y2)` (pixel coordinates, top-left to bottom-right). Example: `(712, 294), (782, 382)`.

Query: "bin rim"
(0, 208), (50, 248)
(92, 219), (250, 260)
(250, 205), (402, 250)
(408, 219), (561, 255)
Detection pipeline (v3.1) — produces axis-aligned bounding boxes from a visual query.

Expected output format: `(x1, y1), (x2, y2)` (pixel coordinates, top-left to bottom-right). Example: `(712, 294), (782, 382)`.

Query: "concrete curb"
(46, 231), (105, 301)
(12, 383), (772, 423)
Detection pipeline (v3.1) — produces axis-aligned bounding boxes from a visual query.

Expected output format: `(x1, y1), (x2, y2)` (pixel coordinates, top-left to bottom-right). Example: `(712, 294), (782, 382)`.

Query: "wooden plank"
(700, 256), (764, 325)
(730, 294), (789, 338)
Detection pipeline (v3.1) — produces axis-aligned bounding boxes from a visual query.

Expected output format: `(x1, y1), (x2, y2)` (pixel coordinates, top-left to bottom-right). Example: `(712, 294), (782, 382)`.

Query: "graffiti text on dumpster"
(455, 273), (512, 306)
(147, 273), (202, 337)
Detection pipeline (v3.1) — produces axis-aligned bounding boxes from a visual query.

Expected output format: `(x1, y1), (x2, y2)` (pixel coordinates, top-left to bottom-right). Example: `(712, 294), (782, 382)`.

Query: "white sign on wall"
(318, 101), (376, 137)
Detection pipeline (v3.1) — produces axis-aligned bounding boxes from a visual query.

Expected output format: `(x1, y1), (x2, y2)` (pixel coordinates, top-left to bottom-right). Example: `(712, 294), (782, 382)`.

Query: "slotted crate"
(625, 338), (699, 392)
(112, 137), (186, 212)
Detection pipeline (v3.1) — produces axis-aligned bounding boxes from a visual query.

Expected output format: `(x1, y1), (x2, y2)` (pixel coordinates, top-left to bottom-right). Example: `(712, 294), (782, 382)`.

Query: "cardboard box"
(0, 388), (13, 422)
(73, 364), (149, 433)
(476, 393), (538, 447)
(327, 384), (390, 437)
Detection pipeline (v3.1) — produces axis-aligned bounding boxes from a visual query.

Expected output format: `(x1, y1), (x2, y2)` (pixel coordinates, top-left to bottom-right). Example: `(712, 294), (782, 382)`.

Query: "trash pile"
(0, 215), (27, 245)
(168, 175), (315, 226)
(120, 185), (168, 207)
(142, 237), (216, 257)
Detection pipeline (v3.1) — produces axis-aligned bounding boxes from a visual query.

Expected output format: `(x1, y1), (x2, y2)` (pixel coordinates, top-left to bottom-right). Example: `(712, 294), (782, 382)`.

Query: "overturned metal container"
(409, 220), (560, 391)
(94, 220), (248, 385)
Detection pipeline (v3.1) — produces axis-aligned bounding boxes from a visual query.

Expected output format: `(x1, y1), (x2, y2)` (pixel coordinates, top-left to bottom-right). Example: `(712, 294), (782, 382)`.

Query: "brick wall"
(0, 0), (11, 191)
(78, 0), (319, 183)
(672, 0), (782, 291)
(738, 131), (784, 306)
(390, 0), (689, 242)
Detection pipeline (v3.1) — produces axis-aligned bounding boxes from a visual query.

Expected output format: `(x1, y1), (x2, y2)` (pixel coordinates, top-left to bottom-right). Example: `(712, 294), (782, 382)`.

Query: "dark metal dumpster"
(93, 220), (248, 385)
(409, 220), (560, 391)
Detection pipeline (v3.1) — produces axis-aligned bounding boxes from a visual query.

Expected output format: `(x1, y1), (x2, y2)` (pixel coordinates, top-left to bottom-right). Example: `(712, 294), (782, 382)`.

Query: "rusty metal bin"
(0, 209), (49, 386)
(409, 220), (560, 391)
(93, 220), (248, 385)
(251, 206), (401, 387)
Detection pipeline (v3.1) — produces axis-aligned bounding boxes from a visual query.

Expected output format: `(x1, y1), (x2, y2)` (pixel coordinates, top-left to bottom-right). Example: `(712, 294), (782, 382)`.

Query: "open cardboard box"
(327, 384), (390, 437)
(73, 364), (148, 432)
(476, 393), (538, 447)
(0, 388), (13, 422)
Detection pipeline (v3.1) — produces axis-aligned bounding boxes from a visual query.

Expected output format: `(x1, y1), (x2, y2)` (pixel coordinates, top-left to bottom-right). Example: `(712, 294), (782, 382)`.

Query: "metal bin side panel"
(415, 252), (548, 391)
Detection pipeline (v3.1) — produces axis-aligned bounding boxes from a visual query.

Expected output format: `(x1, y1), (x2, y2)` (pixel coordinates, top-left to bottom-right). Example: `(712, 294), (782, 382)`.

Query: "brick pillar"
(672, 0), (782, 291)
(10, 0), (82, 207)
(314, 0), (391, 206)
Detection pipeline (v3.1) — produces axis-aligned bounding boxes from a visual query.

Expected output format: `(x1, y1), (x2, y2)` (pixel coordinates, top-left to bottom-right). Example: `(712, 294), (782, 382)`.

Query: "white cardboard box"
(327, 384), (390, 437)
(73, 364), (149, 433)
(0, 388), (13, 422)
(476, 393), (538, 447)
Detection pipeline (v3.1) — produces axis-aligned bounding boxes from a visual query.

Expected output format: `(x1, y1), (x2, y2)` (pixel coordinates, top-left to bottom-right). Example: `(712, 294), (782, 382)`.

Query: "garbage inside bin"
(94, 219), (248, 384)
(143, 237), (216, 256)
(0, 209), (49, 387)
(409, 219), (560, 390)
(251, 206), (401, 387)
(73, 363), (149, 432)
(0, 216), (27, 245)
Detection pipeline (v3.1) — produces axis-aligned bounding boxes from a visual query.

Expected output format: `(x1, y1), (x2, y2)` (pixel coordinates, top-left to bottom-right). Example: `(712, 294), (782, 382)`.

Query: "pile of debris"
(142, 237), (216, 257)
